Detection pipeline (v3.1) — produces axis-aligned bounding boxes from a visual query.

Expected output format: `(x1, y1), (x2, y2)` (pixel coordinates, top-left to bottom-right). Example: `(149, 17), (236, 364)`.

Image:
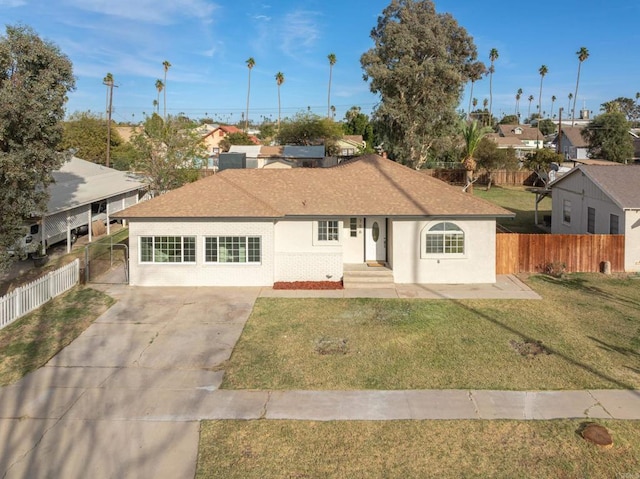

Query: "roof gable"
(117, 155), (512, 219)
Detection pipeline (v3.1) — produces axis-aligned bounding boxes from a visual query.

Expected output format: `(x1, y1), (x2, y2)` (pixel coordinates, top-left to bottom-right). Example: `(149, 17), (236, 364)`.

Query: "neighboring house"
(221, 145), (329, 169)
(555, 126), (588, 161)
(25, 157), (146, 254)
(336, 135), (366, 158)
(115, 155), (513, 287)
(225, 145), (294, 169)
(549, 164), (640, 271)
(201, 125), (260, 157)
(283, 145), (326, 167)
(486, 125), (545, 159)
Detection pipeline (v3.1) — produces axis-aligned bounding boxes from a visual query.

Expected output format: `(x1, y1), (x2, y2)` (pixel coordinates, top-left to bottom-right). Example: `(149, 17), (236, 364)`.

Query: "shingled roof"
(551, 164), (640, 209)
(116, 155), (513, 219)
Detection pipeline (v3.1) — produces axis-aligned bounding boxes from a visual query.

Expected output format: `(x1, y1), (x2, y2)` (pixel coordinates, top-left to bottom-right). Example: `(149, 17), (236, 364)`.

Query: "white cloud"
(62, 0), (218, 25)
(0, 0), (27, 6)
(280, 10), (320, 57)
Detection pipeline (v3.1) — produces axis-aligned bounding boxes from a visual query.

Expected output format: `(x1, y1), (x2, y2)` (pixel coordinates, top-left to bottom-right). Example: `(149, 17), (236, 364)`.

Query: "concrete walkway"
(2, 282), (639, 478)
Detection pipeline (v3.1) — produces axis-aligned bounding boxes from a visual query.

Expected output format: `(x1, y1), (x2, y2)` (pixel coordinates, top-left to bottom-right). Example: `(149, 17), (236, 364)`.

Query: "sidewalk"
(259, 274), (541, 300)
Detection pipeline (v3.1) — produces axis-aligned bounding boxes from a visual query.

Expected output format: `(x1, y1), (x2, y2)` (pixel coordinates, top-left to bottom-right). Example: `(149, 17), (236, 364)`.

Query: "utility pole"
(103, 73), (118, 168)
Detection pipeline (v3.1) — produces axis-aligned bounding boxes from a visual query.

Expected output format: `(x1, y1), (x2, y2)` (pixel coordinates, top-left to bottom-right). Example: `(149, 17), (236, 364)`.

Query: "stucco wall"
(391, 218), (497, 284)
(128, 219), (274, 286)
(274, 219), (343, 281)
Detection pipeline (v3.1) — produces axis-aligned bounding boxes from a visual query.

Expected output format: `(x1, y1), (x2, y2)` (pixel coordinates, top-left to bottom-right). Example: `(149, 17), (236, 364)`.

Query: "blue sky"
(1, 0), (638, 125)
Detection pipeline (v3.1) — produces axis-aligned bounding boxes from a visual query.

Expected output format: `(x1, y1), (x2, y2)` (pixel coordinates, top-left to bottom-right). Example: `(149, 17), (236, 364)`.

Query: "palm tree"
(162, 60), (171, 120)
(550, 95), (557, 118)
(572, 47), (589, 125)
(467, 63), (486, 120)
(327, 53), (336, 118)
(152, 99), (158, 113)
(275, 71), (285, 130)
(461, 120), (491, 194)
(155, 79), (164, 114)
(527, 95), (534, 120)
(488, 48), (499, 121)
(245, 57), (255, 132)
(568, 93), (573, 117)
(515, 88), (523, 118)
(538, 65), (548, 118)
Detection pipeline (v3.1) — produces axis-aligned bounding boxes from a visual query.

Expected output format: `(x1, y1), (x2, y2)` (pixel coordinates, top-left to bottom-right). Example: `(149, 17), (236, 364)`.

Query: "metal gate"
(85, 242), (129, 284)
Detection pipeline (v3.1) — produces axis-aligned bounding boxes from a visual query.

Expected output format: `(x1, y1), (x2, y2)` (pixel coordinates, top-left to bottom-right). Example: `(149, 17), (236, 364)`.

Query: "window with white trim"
(610, 214), (619, 234)
(317, 220), (339, 242)
(349, 218), (358, 237)
(424, 222), (464, 255)
(204, 236), (261, 263)
(563, 200), (571, 224)
(140, 236), (196, 263)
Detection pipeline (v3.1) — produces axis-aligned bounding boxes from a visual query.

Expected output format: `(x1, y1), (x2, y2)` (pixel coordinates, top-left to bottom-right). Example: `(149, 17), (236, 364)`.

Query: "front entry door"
(365, 217), (387, 262)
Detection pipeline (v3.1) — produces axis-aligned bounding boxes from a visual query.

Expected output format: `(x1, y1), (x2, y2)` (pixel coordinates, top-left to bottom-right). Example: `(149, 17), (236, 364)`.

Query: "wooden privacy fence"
(496, 234), (625, 274)
(0, 259), (80, 329)
(423, 169), (537, 186)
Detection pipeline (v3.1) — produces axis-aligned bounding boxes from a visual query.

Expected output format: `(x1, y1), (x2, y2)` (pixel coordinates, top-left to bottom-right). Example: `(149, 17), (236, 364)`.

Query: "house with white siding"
(115, 155), (513, 287)
(549, 164), (640, 271)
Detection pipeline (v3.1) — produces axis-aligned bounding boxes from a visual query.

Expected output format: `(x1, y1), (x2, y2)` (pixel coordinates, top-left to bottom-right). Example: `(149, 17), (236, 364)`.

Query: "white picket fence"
(0, 259), (80, 330)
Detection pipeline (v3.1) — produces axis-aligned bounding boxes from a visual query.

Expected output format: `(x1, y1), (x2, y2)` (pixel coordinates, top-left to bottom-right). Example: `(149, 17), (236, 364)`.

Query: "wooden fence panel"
(496, 234), (625, 274)
(422, 169), (537, 186)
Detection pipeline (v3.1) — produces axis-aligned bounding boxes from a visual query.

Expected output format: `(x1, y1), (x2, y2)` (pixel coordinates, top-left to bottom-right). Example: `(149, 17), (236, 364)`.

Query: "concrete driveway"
(0, 285), (261, 479)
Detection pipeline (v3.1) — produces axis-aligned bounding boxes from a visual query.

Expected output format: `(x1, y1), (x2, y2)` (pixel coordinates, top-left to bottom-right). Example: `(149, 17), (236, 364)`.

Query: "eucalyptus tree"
(488, 48), (499, 119)
(360, 0), (483, 168)
(572, 47), (589, 125)
(245, 57), (255, 132)
(538, 65), (548, 117)
(0, 25), (75, 268)
(327, 53), (336, 118)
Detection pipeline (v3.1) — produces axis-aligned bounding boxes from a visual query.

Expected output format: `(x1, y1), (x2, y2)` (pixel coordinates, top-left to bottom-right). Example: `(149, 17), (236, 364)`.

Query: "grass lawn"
(0, 287), (114, 386)
(197, 419), (640, 479)
(221, 274), (640, 390)
(474, 185), (551, 233)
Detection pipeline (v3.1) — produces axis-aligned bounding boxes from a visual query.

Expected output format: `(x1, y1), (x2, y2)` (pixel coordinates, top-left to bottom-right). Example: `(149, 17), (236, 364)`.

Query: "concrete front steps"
(343, 264), (395, 289)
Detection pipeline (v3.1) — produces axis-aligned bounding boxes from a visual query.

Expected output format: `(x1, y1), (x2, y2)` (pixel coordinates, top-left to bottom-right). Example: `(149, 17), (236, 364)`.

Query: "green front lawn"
(474, 185), (551, 233)
(197, 419), (640, 479)
(221, 274), (640, 390)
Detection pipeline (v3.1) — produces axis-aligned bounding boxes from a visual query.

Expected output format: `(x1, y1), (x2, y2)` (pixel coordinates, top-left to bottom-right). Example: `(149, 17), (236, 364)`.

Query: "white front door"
(365, 217), (386, 262)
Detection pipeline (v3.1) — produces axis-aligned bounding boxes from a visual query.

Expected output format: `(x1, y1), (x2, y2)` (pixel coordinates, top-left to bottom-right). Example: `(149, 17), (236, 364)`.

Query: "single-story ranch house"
(115, 155), (513, 287)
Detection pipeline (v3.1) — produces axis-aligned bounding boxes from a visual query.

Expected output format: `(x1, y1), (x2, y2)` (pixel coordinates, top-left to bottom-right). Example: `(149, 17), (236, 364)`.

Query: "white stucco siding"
(342, 217), (364, 264)
(273, 219), (343, 281)
(391, 218), (497, 284)
(128, 219), (274, 286)
(625, 210), (640, 272)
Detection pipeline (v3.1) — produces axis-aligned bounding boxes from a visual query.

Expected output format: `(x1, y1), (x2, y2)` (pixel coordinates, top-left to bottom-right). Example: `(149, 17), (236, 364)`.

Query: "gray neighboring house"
(555, 126), (589, 161)
(32, 157), (146, 253)
(549, 164), (640, 271)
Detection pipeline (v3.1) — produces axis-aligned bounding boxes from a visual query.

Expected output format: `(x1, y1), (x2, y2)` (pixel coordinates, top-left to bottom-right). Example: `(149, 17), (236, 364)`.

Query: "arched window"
(424, 222), (464, 255)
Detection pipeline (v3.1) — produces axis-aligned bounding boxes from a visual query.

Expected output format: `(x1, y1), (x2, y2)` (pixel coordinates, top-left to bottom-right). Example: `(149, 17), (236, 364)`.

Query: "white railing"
(0, 258), (80, 330)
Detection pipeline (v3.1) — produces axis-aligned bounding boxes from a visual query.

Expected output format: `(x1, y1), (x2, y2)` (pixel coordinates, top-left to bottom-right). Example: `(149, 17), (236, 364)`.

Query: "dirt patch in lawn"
(273, 281), (343, 290)
(509, 339), (551, 358)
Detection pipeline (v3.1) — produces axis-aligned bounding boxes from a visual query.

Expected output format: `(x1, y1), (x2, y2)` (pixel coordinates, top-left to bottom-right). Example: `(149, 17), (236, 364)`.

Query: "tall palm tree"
(275, 71), (285, 130)
(488, 48), (499, 121)
(162, 60), (171, 120)
(245, 57), (255, 132)
(472, 97), (478, 110)
(550, 95), (557, 118)
(155, 79), (164, 115)
(572, 47), (589, 125)
(527, 95), (534, 120)
(515, 88), (523, 118)
(327, 53), (336, 119)
(568, 92), (573, 117)
(467, 63), (486, 120)
(538, 65), (548, 118)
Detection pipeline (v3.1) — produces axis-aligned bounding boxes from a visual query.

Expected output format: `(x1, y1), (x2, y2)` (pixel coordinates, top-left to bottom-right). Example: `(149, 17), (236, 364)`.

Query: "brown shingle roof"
(116, 155), (512, 219)
(497, 124), (543, 141)
(559, 126), (588, 147)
